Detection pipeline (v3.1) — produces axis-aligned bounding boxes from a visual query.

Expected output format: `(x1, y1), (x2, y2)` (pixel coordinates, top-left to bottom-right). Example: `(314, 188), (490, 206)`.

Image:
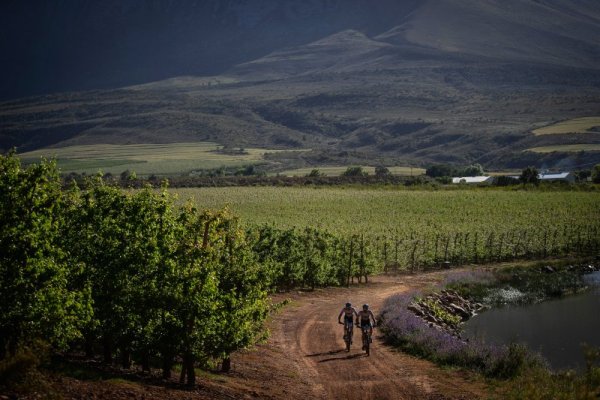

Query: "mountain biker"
(357, 304), (376, 346)
(338, 302), (358, 342)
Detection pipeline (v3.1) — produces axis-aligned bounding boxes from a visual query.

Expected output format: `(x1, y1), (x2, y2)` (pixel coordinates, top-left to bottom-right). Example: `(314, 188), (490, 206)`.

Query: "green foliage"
(0, 151), (91, 359)
(342, 166), (368, 177)
(306, 168), (323, 177)
(520, 166), (539, 184)
(426, 163), (485, 178)
(592, 164), (600, 184)
(498, 346), (600, 399)
(375, 166), (391, 176)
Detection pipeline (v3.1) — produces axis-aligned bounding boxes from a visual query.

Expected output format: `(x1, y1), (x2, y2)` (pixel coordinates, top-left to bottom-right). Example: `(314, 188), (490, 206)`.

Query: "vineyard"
(175, 187), (600, 271)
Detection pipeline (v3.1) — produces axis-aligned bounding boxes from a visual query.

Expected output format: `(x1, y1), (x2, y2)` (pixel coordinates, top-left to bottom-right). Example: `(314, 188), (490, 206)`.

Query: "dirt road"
(50, 271), (488, 400)
(227, 271), (487, 400)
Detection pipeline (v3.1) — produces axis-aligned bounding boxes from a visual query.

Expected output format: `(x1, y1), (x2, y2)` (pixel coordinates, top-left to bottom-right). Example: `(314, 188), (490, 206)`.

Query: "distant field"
(172, 187), (600, 238)
(18, 142), (297, 176)
(277, 166), (425, 177)
(527, 144), (600, 153)
(532, 117), (600, 135)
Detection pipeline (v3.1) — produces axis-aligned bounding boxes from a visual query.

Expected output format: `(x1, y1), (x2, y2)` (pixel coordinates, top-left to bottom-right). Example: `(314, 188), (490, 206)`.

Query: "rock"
(407, 303), (424, 316)
(448, 303), (471, 320)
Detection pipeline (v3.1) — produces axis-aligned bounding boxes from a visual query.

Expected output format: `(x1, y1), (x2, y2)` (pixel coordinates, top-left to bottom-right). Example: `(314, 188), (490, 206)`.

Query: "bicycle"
(358, 323), (373, 356)
(339, 320), (354, 351)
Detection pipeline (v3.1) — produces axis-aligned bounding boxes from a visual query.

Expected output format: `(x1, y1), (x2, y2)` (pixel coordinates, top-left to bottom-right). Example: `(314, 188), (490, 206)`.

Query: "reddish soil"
(32, 270), (490, 399)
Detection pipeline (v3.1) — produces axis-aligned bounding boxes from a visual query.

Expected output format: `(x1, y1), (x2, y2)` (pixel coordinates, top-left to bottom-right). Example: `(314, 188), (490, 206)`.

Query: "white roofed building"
(451, 176), (495, 185)
(538, 172), (575, 183)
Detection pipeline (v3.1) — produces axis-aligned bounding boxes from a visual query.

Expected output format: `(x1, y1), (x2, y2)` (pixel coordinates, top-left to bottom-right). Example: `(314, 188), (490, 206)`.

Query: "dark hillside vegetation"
(1, 0), (600, 168)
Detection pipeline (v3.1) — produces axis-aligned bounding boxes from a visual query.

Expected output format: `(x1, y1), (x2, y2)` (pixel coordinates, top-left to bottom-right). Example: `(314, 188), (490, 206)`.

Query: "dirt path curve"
(228, 270), (488, 400)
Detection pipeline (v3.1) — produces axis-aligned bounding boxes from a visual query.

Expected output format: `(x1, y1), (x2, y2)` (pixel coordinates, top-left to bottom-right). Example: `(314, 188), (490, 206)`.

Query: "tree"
(461, 163), (485, 177)
(375, 166), (391, 177)
(342, 166), (367, 177)
(306, 169), (323, 177)
(210, 216), (269, 372)
(520, 166), (539, 184)
(592, 164), (600, 184)
(0, 152), (91, 360)
(426, 164), (454, 178)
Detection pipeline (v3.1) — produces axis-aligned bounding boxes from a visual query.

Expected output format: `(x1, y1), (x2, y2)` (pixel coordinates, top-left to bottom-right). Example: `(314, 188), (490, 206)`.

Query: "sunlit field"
(18, 142), (294, 176)
(532, 116), (600, 135)
(173, 187), (600, 237)
(277, 166), (426, 177)
(527, 144), (600, 153)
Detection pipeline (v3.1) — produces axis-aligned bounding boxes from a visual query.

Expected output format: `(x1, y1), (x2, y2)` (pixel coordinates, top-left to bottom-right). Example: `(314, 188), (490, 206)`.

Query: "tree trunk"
(141, 350), (150, 372)
(121, 348), (132, 369)
(162, 355), (173, 379)
(221, 356), (231, 372)
(185, 353), (196, 386)
(103, 335), (112, 364)
(84, 335), (94, 358)
(179, 361), (186, 384)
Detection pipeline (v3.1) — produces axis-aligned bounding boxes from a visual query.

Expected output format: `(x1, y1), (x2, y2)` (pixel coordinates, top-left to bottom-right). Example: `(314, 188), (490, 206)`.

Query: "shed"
(451, 176), (495, 185)
(538, 172), (575, 183)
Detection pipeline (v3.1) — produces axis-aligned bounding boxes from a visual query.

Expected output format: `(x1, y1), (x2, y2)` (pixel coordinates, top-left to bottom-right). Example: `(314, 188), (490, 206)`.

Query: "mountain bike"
(339, 320), (354, 351)
(359, 323), (372, 356)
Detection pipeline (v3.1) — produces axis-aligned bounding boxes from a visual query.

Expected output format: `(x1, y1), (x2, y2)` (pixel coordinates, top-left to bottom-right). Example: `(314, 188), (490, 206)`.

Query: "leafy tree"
(306, 169), (323, 177)
(210, 216), (269, 372)
(375, 166), (391, 177)
(0, 152), (91, 360)
(592, 164), (600, 184)
(426, 164), (454, 178)
(520, 166), (539, 184)
(342, 166), (367, 177)
(461, 163), (485, 177)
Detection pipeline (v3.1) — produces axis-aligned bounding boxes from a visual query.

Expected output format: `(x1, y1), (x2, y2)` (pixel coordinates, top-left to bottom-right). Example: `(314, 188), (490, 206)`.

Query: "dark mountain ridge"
(1, 0), (599, 169)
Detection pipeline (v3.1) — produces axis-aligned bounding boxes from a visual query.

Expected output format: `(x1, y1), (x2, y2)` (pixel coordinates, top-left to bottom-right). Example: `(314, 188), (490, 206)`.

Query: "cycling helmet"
(345, 302), (351, 307)
(362, 304), (369, 310)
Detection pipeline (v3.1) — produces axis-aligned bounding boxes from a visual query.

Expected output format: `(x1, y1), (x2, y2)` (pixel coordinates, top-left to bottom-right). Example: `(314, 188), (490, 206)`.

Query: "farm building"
(451, 176), (495, 185)
(538, 172), (575, 183)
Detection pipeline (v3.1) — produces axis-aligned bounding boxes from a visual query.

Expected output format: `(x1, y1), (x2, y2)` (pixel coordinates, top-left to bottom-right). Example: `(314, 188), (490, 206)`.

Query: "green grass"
(532, 117), (600, 135)
(172, 187), (600, 238)
(527, 144), (600, 153)
(18, 142), (299, 176)
(277, 166), (425, 177)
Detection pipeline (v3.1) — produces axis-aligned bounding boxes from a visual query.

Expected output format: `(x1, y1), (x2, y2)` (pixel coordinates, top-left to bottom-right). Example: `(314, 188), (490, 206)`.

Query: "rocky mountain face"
(1, 0), (599, 168)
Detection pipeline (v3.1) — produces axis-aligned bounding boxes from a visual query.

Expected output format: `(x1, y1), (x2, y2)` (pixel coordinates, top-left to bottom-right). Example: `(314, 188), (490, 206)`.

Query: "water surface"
(463, 271), (600, 370)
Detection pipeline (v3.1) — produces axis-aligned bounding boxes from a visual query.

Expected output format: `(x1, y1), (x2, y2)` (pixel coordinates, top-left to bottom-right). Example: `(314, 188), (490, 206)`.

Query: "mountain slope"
(381, 0), (600, 68)
(1, 0), (600, 169)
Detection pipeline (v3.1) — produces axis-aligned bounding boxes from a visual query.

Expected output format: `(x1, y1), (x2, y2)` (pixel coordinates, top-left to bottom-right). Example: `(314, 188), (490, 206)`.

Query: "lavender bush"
(379, 290), (544, 378)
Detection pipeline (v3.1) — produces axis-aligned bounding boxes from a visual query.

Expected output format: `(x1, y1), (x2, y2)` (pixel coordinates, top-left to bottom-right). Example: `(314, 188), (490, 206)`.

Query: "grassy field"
(532, 117), (600, 135)
(172, 187), (600, 238)
(527, 144), (600, 153)
(18, 142), (297, 176)
(277, 166), (426, 177)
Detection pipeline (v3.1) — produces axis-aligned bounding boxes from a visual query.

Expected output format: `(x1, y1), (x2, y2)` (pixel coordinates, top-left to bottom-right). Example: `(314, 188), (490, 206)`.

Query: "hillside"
(1, 0), (600, 170)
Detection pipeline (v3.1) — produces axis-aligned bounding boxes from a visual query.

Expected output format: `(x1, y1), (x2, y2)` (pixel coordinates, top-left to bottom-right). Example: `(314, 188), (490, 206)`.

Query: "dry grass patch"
(532, 117), (600, 135)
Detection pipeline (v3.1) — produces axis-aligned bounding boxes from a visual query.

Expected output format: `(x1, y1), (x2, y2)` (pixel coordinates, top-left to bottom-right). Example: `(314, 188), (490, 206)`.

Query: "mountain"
(1, 0), (600, 169)
(0, 0), (419, 100)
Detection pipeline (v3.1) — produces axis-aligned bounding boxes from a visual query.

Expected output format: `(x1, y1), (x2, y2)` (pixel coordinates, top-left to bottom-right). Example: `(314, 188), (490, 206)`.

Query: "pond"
(463, 271), (600, 371)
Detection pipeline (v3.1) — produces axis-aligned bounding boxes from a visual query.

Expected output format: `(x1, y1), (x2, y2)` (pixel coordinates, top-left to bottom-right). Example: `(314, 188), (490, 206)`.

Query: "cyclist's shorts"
(344, 316), (354, 326)
(360, 319), (372, 329)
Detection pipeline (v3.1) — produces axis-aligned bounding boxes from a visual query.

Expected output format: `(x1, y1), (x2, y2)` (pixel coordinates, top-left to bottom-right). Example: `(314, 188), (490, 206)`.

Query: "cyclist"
(338, 302), (358, 342)
(357, 304), (376, 347)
